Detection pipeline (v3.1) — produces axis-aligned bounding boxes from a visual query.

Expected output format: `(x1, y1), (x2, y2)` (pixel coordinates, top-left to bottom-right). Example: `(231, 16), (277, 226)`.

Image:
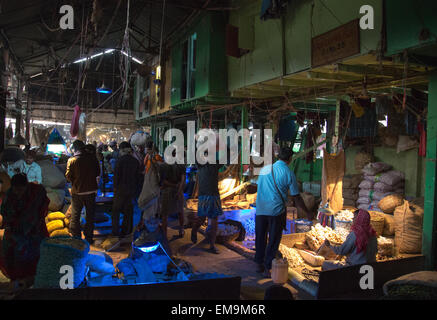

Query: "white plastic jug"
(271, 258), (289, 284)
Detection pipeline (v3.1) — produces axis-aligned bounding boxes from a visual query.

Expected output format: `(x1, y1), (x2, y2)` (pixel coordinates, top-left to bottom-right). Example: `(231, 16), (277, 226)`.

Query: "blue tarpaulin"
(47, 128), (66, 145)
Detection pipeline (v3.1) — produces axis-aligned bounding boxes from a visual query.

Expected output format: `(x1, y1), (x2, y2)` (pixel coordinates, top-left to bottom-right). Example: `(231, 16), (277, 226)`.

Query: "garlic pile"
(335, 210), (354, 222)
(279, 244), (305, 268)
(306, 224), (343, 250)
(377, 236), (394, 257)
(217, 224), (239, 236)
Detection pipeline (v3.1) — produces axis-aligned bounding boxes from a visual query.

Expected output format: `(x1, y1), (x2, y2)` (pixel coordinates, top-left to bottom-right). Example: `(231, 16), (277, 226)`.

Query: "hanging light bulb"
(96, 82), (112, 94)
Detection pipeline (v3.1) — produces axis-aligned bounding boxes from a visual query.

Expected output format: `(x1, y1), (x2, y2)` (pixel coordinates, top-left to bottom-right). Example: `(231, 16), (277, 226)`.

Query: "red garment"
(351, 210), (376, 254)
(70, 105), (81, 138)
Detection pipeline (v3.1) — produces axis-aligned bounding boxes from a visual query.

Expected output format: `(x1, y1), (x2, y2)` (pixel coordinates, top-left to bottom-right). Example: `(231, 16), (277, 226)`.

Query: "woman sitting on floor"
(322, 209), (378, 271)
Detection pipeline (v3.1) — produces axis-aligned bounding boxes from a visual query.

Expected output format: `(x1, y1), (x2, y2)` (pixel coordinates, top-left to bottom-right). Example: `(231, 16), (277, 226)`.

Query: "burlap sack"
(321, 149), (345, 213)
(383, 213), (395, 236)
(343, 188), (358, 200)
(379, 194), (404, 214)
(355, 152), (373, 172)
(343, 174), (363, 189)
(394, 200), (424, 254)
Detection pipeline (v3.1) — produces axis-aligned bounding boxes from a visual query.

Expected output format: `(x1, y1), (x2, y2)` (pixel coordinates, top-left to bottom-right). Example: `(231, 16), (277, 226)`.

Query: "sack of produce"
(47, 219), (65, 233)
(38, 160), (66, 189)
(298, 249), (325, 267)
(50, 228), (70, 237)
(138, 162), (160, 209)
(130, 131), (149, 147)
(379, 194), (404, 214)
(343, 174), (362, 189)
(359, 180), (374, 189)
(358, 204), (370, 211)
(47, 211), (66, 222)
(383, 271), (437, 299)
(362, 162), (392, 175)
(368, 211), (385, 237)
(343, 199), (356, 207)
(34, 236), (90, 288)
(47, 188), (66, 212)
(378, 236), (394, 257)
(383, 213), (395, 236)
(357, 197), (371, 205)
(394, 200), (424, 254)
(374, 182), (394, 192)
(358, 189), (387, 201)
(355, 152), (373, 172)
(343, 188), (358, 200)
(278, 244), (305, 268)
(87, 251), (115, 274)
(300, 192), (316, 212)
(379, 170), (405, 186)
(397, 135), (419, 153)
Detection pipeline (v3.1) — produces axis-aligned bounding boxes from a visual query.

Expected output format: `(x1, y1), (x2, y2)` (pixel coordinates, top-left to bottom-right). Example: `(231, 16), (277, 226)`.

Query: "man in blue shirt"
(255, 147), (311, 276)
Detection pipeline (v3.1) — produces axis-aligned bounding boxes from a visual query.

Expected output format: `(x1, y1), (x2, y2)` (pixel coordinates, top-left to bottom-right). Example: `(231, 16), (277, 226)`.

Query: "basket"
(291, 219), (313, 233)
(215, 220), (243, 244)
(334, 219), (353, 231)
(368, 211), (385, 236)
(378, 194), (404, 214)
(34, 236), (89, 289)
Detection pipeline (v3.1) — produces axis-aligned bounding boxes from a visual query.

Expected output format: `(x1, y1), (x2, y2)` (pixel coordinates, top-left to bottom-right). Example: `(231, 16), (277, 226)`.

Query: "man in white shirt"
(8, 150), (42, 184)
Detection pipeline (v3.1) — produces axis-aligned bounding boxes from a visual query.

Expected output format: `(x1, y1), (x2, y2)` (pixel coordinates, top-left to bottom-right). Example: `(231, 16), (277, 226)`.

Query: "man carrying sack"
(255, 147), (311, 277)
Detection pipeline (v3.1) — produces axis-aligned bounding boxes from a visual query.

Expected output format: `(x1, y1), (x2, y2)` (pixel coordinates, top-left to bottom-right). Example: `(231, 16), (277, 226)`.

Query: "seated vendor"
(0, 173), (50, 289)
(7, 150), (42, 184)
(322, 209), (377, 271)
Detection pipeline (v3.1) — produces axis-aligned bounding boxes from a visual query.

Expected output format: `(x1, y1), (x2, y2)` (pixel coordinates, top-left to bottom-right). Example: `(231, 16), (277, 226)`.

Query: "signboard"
(311, 19), (360, 68)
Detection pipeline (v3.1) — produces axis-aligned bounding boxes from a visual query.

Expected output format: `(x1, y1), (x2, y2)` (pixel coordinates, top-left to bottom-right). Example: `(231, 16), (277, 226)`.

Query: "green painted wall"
(294, 158), (323, 183)
(345, 145), (426, 198)
(228, 0), (383, 91)
(386, 0), (437, 56)
(171, 12), (227, 106)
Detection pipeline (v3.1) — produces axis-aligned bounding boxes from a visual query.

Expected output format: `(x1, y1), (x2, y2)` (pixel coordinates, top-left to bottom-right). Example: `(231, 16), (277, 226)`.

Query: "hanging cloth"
(70, 105), (81, 138)
(418, 121), (427, 157)
(321, 149), (345, 213)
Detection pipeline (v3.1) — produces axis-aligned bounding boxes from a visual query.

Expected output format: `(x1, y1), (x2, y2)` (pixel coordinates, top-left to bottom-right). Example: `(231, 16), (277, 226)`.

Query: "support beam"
(423, 74), (437, 270)
(335, 63), (406, 78)
(307, 71), (363, 82)
(0, 49), (6, 152)
(241, 105), (249, 181)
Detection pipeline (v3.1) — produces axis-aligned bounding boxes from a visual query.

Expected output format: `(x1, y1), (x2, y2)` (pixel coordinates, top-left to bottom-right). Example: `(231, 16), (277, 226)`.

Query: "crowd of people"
(0, 137), (379, 290)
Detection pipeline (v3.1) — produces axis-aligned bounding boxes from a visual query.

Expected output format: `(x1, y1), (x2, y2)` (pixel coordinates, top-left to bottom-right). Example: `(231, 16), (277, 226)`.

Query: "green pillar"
(241, 105), (249, 181)
(424, 74), (437, 269)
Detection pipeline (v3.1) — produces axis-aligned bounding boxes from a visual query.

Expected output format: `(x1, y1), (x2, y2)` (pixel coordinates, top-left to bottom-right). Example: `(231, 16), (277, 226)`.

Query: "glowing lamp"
(96, 82), (112, 94)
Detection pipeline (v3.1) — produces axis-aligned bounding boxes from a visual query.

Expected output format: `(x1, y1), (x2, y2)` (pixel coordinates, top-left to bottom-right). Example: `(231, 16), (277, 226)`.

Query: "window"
(181, 33), (197, 101)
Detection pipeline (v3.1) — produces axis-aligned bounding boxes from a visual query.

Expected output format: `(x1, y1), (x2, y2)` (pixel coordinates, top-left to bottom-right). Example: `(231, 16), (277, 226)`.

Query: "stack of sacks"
(46, 212), (71, 237)
(38, 159), (67, 211)
(342, 174), (362, 207)
(357, 162), (405, 212)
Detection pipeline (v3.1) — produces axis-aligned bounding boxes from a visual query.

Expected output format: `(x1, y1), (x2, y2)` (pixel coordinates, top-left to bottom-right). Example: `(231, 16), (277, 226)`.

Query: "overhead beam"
(335, 63), (406, 78)
(307, 71), (363, 82)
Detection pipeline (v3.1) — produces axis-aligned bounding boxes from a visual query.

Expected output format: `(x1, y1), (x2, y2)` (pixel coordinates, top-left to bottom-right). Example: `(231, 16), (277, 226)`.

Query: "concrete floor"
(0, 206), (303, 300)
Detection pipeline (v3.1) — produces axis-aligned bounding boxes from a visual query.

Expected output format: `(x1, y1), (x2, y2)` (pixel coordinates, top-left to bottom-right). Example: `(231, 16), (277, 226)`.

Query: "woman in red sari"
(0, 173), (49, 288)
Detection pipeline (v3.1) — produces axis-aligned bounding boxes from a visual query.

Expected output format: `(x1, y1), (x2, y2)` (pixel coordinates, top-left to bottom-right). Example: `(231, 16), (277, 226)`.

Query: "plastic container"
(291, 219), (313, 233)
(271, 258), (289, 284)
